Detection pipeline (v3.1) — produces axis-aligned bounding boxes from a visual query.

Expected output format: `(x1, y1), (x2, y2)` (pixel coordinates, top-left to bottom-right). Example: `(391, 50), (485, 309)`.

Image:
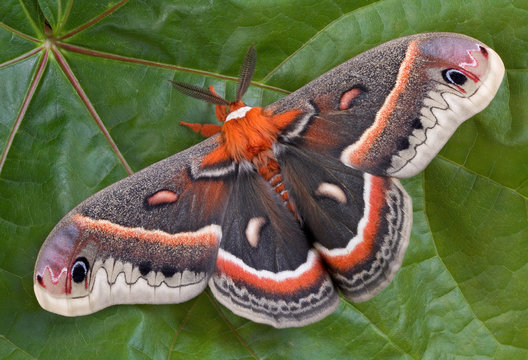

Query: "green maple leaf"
(1, 0), (527, 359)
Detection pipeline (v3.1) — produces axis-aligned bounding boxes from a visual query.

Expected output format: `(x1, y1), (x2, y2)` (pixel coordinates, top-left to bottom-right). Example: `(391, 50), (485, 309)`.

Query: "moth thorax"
(225, 106), (252, 122)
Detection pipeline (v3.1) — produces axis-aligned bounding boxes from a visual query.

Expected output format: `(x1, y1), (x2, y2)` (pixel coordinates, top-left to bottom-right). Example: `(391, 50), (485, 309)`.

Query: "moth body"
(34, 33), (504, 328)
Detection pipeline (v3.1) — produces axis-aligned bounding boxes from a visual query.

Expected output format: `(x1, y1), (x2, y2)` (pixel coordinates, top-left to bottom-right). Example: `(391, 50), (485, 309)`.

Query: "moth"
(34, 33), (504, 328)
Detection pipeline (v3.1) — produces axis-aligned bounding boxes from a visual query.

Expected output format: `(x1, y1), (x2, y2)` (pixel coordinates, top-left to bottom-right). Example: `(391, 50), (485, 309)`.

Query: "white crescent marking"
(217, 248), (320, 281)
(245, 217), (266, 248)
(315, 182), (347, 204)
(225, 106), (252, 122)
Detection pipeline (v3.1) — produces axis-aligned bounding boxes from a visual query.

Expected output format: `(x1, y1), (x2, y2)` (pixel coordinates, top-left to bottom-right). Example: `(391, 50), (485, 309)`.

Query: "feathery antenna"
(170, 81), (229, 106)
(235, 46), (257, 101)
(170, 46), (257, 105)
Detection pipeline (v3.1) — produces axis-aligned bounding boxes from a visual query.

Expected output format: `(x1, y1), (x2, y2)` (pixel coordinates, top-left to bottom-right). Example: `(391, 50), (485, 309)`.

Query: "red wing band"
(340, 41), (420, 173)
(209, 249), (339, 328)
(314, 174), (412, 302)
(340, 40), (505, 178)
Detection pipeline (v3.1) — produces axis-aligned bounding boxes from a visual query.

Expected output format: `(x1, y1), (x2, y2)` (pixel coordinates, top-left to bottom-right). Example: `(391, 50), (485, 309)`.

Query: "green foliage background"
(1, 0), (527, 359)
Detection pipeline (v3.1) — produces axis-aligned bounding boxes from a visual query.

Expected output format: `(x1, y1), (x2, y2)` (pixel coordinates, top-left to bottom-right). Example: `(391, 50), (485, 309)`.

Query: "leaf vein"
(0, 334), (38, 360)
(423, 171), (527, 352)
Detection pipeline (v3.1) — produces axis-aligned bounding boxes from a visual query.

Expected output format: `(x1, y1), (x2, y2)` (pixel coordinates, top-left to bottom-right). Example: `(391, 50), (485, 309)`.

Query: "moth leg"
(180, 121), (222, 137)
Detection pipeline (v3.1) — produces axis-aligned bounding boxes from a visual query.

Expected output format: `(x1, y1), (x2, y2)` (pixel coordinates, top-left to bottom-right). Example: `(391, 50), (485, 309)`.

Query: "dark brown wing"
(267, 33), (504, 178)
(34, 136), (235, 316)
(276, 144), (412, 301)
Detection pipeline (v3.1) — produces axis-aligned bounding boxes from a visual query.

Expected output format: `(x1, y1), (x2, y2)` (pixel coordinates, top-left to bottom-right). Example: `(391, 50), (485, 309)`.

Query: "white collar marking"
(225, 106), (252, 122)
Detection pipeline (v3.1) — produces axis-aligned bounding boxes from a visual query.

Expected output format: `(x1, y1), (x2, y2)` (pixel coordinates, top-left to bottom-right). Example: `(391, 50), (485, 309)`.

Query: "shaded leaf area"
(0, 0), (527, 359)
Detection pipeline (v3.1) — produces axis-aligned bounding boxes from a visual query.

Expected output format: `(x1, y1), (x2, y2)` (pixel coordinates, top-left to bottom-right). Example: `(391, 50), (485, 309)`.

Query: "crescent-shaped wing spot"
(147, 190), (179, 206)
(339, 87), (363, 110)
(245, 217), (266, 248)
(315, 182), (347, 204)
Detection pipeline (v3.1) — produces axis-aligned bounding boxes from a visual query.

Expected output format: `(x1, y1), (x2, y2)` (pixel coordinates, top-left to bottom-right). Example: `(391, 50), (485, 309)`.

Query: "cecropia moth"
(34, 33), (504, 328)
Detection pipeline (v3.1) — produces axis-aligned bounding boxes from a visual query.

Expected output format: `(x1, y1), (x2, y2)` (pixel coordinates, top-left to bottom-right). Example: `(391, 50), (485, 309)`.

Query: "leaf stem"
(0, 21), (40, 43)
(57, 0), (130, 40)
(50, 45), (133, 175)
(55, 42), (290, 95)
(0, 47), (43, 69)
(0, 48), (48, 173)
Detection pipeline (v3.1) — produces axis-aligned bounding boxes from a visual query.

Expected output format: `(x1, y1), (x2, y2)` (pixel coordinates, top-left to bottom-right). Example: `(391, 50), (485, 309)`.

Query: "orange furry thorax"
(199, 93), (302, 169)
(221, 106), (279, 163)
(216, 102), (299, 218)
(213, 94), (302, 165)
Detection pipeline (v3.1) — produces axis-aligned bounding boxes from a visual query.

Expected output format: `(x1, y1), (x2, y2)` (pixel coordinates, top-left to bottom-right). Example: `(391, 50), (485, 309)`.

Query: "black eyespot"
(71, 257), (90, 283)
(442, 69), (467, 86)
(145, 189), (179, 209)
